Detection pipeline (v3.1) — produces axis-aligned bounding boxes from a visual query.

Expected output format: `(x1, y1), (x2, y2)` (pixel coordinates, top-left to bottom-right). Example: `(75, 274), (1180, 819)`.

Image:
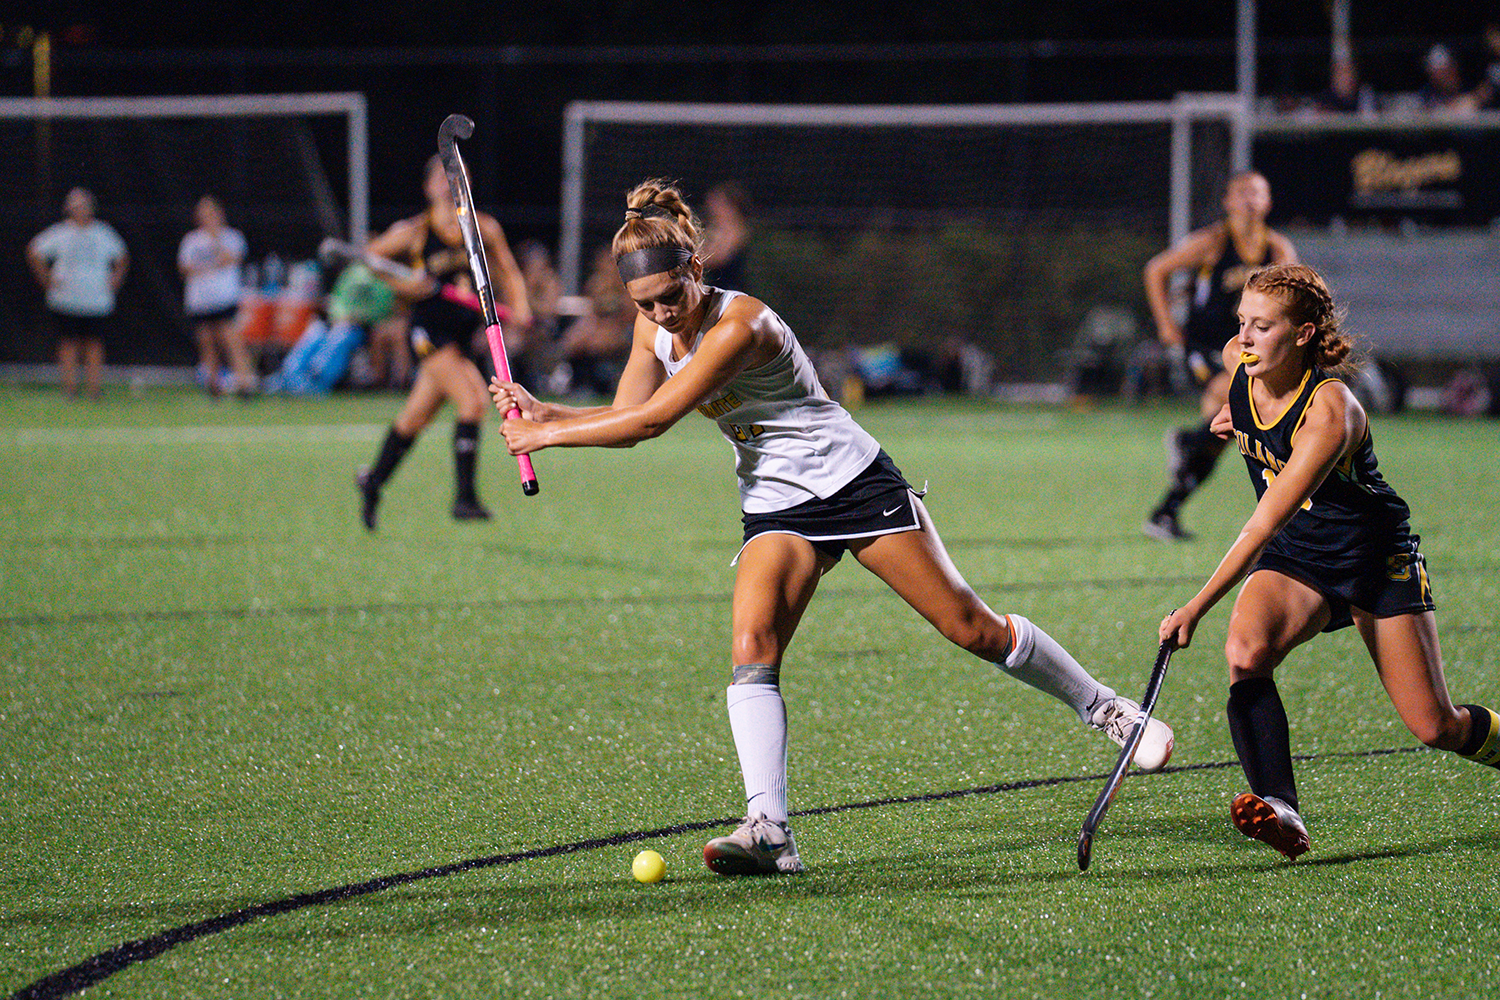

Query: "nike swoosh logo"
(882, 504), (903, 517)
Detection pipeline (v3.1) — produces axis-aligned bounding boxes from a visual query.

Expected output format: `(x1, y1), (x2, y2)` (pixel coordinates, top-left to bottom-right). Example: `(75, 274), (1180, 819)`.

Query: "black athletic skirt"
(737, 449), (921, 563)
(409, 284), (483, 358)
(187, 302), (240, 324)
(1254, 533), (1436, 632)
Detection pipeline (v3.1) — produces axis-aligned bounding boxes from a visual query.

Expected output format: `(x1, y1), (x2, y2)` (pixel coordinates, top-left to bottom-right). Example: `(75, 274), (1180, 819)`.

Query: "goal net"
(0, 94), (367, 368)
(561, 95), (1245, 386)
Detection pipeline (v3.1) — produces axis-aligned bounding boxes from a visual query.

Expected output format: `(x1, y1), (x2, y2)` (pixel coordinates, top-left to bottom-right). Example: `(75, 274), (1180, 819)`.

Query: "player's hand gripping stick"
(437, 113), (539, 497)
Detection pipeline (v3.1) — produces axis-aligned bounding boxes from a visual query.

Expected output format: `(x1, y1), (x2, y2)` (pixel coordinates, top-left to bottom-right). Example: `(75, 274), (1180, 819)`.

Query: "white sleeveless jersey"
(653, 288), (880, 513)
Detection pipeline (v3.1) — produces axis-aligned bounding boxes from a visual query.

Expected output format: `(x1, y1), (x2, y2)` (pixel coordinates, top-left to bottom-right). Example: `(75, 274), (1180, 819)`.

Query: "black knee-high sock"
(1457, 704), (1500, 768)
(1156, 420), (1228, 516)
(453, 421), (480, 503)
(367, 425), (415, 490)
(1227, 677), (1299, 810)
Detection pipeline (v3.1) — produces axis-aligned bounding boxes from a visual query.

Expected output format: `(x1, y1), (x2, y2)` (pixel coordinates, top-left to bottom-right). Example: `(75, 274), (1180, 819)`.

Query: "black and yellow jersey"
(409, 214), (471, 287)
(1184, 225), (1271, 354)
(1228, 361), (1413, 574)
(404, 213), (483, 356)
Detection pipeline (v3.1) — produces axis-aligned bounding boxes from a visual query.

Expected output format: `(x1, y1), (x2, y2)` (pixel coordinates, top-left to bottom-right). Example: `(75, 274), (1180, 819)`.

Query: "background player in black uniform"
(1160, 263), (1500, 860)
(355, 156), (531, 529)
(1143, 171), (1297, 541)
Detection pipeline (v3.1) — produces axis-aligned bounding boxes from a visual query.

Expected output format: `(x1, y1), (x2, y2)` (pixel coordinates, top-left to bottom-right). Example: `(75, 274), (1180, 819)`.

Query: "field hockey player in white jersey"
(489, 179), (1174, 876)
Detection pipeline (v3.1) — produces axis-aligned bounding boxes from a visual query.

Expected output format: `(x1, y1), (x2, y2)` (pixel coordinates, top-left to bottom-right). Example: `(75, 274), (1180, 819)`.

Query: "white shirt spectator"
(29, 220), (128, 317)
(178, 226), (248, 316)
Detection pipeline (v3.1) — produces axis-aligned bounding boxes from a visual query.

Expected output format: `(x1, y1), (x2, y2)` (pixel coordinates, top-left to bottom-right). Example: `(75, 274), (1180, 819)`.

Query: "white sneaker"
(1091, 697), (1174, 772)
(703, 815), (803, 875)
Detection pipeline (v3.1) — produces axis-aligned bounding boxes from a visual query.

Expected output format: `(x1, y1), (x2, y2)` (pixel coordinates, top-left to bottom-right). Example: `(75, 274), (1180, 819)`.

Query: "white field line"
(5, 424), (387, 447)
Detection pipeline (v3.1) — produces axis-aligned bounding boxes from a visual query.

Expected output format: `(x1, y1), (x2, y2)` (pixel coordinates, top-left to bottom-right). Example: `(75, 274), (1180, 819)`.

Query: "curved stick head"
(437, 114), (475, 170)
(1077, 831), (1093, 871)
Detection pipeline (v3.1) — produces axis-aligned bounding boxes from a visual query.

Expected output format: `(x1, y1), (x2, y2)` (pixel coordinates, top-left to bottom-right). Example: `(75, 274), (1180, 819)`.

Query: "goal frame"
(558, 93), (1250, 295)
(0, 92), (370, 243)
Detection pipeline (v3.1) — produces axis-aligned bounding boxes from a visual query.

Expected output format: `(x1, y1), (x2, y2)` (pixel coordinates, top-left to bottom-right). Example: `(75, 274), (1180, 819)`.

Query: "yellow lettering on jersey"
(697, 390), (743, 419)
(729, 423), (765, 442)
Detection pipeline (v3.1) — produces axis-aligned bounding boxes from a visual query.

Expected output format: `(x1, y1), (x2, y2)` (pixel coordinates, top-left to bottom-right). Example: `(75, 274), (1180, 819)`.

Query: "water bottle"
(263, 253), (285, 294)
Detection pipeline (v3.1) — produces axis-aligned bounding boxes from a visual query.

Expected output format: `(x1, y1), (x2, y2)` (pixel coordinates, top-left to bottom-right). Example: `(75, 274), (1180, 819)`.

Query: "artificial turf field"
(2, 384), (1497, 999)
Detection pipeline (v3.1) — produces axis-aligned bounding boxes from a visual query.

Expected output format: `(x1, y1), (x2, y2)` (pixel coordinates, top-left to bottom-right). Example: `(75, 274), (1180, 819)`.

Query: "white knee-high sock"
(999, 614), (1114, 724)
(726, 683), (790, 823)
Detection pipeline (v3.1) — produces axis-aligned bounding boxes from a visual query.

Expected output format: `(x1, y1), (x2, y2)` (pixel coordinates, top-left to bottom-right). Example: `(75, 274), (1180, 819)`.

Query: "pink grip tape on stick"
(438, 112), (539, 496)
(485, 323), (538, 493)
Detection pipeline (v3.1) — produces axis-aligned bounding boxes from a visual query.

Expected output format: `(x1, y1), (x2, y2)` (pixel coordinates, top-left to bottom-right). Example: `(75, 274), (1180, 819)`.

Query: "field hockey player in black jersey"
(355, 156), (532, 529)
(1159, 263), (1500, 860)
(1143, 171), (1297, 542)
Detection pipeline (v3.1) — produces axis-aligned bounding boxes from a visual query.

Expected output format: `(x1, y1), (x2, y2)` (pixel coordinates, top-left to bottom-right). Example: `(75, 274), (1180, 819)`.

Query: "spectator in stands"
(1419, 44), (1473, 112)
(558, 244), (635, 397)
(1312, 52), (1379, 115)
(515, 240), (562, 389)
(701, 181), (753, 292)
(266, 261), (395, 395)
(179, 195), (257, 397)
(1471, 20), (1500, 109)
(26, 187), (128, 399)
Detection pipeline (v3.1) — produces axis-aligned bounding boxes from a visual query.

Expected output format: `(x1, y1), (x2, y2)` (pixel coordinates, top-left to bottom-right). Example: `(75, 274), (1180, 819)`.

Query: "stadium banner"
(1255, 123), (1500, 227)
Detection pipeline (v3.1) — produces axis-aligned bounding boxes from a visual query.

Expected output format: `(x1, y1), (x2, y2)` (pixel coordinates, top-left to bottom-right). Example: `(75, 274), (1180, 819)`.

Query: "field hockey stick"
(1077, 636), (1176, 871)
(317, 237), (423, 285)
(437, 113), (539, 497)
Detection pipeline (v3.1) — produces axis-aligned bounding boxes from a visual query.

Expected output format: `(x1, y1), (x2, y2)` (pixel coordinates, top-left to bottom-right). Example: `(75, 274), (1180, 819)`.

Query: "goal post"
(0, 92), (368, 369)
(559, 94), (1247, 384)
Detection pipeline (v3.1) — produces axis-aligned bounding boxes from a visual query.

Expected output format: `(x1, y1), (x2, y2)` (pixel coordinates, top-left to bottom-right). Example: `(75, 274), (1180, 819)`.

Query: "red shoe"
(1231, 792), (1310, 860)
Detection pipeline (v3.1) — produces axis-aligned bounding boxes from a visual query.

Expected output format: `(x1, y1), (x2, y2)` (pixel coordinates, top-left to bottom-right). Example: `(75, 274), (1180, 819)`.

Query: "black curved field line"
(8, 746), (1420, 1000)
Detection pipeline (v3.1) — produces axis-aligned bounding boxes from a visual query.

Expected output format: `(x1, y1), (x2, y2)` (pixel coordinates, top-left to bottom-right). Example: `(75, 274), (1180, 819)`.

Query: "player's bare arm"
(1162, 383), (1359, 648)
(500, 301), (770, 454)
(479, 214), (533, 329)
(1143, 227), (1216, 345)
(489, 317), (665, 425)
(1269, 230), (1299, 264)
(364, 218), (435, 300)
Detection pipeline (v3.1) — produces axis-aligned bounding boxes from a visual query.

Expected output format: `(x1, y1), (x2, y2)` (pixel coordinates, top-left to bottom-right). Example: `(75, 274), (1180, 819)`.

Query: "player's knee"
(1224, 632), (1277, 681)
(455, 394), (487, 423)
(732, 629), (781, 668)
(392, 414), (425, 437)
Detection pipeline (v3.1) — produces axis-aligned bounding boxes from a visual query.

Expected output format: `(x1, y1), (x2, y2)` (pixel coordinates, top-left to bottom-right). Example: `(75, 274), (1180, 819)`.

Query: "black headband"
(616, 246), (694, 283)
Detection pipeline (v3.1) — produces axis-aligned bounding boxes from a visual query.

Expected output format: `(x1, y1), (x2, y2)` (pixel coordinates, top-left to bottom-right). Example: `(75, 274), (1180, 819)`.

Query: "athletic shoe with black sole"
(1231, 791), (1310, 860)
(704, 815), (803, 875)
(1142, 510), (1194, 542)
(451, 498), (493, 522)
(355, 468), (380, 531)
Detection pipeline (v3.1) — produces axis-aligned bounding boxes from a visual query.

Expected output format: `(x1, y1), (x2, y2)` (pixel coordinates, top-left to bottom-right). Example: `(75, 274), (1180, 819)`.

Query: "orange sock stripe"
(1463, 707), (1500, 768)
